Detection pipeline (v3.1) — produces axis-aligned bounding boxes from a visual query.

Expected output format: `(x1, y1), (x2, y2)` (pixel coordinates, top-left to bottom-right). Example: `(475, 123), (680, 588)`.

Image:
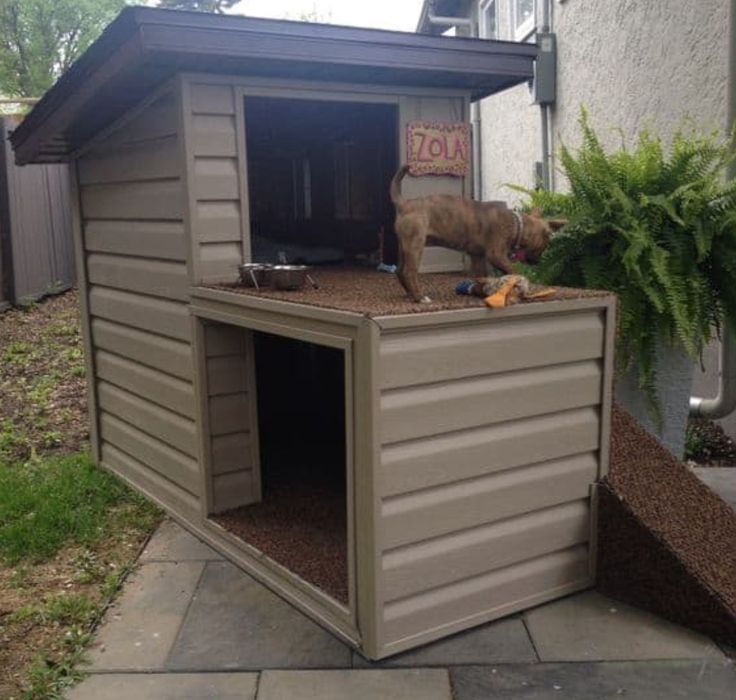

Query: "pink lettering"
(428, 137), (445, 158)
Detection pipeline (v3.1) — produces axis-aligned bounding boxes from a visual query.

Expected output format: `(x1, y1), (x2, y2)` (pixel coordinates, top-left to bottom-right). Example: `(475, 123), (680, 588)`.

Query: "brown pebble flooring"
(213, 483), (348, 604)
(600, 404), (736, 643)
(207, 267), (611, 317)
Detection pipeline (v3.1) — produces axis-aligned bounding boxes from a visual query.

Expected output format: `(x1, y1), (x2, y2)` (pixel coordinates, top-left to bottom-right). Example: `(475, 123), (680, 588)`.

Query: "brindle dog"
(390, 165), (567, 303)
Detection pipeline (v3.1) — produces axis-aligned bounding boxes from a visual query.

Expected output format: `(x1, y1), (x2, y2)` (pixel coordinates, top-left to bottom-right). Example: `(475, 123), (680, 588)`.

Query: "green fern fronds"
(513, 109), (736, 416)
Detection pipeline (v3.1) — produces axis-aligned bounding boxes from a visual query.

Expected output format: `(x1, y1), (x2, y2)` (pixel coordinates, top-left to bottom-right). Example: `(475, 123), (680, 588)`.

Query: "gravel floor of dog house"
(600, 404), (736, 645)
(210, 267), (612, 316)
(213, 483), (348, 604)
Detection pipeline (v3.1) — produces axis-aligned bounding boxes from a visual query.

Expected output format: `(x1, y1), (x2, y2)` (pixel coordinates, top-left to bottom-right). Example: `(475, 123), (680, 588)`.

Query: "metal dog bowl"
(238, 263), (273, 289)
(270, 265), (316, 291)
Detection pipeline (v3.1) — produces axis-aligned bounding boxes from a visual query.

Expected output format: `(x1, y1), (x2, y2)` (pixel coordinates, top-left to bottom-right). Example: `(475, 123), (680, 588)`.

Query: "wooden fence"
(0, 116), (75, 310)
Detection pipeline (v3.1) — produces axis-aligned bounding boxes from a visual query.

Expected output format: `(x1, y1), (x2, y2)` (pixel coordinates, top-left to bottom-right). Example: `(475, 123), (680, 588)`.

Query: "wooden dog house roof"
(11, 6), (537, 165)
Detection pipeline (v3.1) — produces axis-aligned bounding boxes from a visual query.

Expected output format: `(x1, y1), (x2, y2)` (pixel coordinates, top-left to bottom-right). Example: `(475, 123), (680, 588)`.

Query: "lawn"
(0, 292), (162, 700)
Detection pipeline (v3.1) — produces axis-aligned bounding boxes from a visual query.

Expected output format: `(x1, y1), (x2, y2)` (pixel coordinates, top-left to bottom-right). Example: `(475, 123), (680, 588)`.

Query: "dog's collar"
(511, 210), (524, 250)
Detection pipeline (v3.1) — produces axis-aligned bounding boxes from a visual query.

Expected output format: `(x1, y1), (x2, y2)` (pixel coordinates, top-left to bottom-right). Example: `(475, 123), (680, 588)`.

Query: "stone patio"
(67, 520), (736, 700)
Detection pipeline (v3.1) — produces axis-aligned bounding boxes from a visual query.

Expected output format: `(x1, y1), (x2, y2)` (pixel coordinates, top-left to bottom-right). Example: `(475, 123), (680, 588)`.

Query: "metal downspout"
(539, 0), (553, 190)
(689, 0), (736, 419)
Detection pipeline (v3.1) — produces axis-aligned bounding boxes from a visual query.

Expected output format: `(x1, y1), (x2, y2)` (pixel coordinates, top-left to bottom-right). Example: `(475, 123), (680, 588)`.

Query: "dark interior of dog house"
(245, 96), (399, 265)
(213, 331), (349, 604)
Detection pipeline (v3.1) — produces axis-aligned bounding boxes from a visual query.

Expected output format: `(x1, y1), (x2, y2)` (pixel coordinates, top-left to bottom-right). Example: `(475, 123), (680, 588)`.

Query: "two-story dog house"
(11, 7), (614, 659)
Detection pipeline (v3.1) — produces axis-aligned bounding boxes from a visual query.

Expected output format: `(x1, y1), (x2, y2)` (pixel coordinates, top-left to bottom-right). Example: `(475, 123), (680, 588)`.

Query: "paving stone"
(87, 562), (204, 671)
(257, 669), (452, 700)
(140, 520), (223, 562)
(524, 591), (725, 662)
(166, 561), (352, 670)
(451, 660), (736, 699)
(692, 467), (736, 510)
(66, 672), (258, 700)
(353, 617), (537, 667)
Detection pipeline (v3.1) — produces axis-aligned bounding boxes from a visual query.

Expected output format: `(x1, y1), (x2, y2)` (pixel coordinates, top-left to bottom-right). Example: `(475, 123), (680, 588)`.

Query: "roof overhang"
(416, 0), (474, 35)
(11, 7), (536, 165)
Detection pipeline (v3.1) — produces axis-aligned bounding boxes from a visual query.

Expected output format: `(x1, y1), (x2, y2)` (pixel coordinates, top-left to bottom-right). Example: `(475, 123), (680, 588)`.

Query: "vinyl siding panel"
(202, 323), (260, 513)
(377, 306), (606, 650)
(91, 318), (193, 381)
(100, 412), (199, 495)
(87, 253), (189, 301)
(79, 88), (200, 515)
(379, 311), (606, 389)
(383, 499), (590, 602)
(97, 382), (197, 457)
(81, 179), (183, 221)
(382, 546), (590, 642)
(85, 220), (187, 261)
(185, 82), (244, 283)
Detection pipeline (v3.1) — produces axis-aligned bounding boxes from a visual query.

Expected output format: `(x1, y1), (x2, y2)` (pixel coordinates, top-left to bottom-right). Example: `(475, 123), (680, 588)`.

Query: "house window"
(480, 0), (498, 39)
(511, 0), (535, 41)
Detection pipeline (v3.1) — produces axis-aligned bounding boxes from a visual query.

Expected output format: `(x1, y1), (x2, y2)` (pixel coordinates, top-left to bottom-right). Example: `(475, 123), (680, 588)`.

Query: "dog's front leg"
(487, 251), (515, 276)
(469, 254), (487, 277)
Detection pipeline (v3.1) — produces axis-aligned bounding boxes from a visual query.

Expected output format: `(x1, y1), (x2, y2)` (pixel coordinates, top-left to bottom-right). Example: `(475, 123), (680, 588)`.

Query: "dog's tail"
(390, 164), (411, 211)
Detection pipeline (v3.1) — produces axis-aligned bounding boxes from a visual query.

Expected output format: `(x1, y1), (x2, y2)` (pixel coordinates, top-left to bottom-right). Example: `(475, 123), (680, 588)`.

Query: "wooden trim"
(183, 72), (470, 100)
(71, 161), (101, 463)
(198, 517), (358, 643)
(191, 316), (215, 517)
(342, 338), (358, 628)
(233, 87), (251, 264)
(178, 75), (201, 285)
(243, 329), (262, 502)
(191, 286), (364, 327)
(598, 297), (617, 479)
(192, 303), (354, 350)
(374, 297), (615, 331)
(588, 482), (600, 583)
(354, 317), (383, 657)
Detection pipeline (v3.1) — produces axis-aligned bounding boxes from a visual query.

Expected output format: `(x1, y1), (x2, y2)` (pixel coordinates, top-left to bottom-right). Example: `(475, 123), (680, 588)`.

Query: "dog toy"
(456, 275), (557, 308)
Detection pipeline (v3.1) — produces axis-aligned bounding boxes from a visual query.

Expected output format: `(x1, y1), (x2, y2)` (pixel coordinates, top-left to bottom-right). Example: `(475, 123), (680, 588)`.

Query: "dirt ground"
(0, 291), (88, 463)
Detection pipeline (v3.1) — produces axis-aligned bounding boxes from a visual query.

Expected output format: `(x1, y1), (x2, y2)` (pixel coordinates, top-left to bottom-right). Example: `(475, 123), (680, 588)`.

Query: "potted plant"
(513, 110), (736, 456)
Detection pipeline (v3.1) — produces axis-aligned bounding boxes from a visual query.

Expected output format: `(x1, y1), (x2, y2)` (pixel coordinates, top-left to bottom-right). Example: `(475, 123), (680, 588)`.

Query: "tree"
(157, 0), (239, 12)
(0, 0), (126, 98)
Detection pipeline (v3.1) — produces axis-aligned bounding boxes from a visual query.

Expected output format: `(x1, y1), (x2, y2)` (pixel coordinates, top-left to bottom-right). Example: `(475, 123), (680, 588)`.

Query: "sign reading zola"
(407, 121), (470, 177)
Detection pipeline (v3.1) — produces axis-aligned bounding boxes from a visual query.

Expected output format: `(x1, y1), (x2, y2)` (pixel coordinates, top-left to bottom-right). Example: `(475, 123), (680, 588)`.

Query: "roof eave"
(11, 7), (536, 165)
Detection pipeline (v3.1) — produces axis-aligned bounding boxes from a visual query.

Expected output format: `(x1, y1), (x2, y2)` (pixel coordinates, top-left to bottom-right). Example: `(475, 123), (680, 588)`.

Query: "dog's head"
(521, 207), (567, 263)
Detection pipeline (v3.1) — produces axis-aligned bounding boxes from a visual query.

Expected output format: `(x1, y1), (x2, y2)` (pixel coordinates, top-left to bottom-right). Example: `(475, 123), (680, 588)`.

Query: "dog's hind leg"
(397, 226), (430, 303)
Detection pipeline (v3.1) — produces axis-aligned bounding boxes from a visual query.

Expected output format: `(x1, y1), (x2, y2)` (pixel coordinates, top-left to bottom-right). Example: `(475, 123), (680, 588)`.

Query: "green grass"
(0, 452), (160, 565)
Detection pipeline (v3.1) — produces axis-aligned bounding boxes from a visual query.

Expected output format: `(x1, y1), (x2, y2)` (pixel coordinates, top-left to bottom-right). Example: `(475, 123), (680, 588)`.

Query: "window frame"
(511, 0), (536, 42)
(479, 0), (498, 40)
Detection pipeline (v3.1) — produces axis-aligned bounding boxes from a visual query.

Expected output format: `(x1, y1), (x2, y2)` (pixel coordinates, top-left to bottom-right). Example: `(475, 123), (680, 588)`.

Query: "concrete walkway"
(67, 521), (736, 700)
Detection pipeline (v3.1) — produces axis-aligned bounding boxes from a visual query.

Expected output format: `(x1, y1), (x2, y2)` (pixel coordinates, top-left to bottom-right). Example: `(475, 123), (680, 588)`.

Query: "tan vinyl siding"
(184, 82), (245, 284)
(382, 546), (590, 642)
(78, 88), (200, 519)
(202, 323), (260, 513)
(377, 307), (606, 650)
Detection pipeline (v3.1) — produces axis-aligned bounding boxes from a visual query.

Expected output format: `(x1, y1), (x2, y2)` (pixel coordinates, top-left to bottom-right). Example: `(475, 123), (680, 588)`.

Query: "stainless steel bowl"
(270, 264), (310, 291)
(238, 263), (273, 289)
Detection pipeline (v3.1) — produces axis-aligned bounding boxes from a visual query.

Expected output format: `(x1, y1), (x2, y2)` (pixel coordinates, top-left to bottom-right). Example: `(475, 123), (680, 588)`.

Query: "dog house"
(11, 8), (615, 659)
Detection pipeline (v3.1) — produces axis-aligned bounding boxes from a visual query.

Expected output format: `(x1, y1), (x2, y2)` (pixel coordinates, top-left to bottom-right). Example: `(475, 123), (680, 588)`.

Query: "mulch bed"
(600, 404), (736, 645)
(213, 483), (348, 604)
(208, 267), (611, 317)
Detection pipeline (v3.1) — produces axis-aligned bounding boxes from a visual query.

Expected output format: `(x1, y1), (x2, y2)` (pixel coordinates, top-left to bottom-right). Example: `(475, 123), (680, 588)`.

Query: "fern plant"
(512, 110), (736, 417)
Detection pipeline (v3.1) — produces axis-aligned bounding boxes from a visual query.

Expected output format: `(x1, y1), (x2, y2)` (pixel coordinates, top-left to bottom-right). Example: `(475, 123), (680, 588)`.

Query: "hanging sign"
(407, 121), (470, 177)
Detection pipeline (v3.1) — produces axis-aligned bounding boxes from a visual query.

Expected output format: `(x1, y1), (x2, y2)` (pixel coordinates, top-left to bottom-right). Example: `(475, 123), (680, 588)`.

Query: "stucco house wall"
(478, 0), (729, 203)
